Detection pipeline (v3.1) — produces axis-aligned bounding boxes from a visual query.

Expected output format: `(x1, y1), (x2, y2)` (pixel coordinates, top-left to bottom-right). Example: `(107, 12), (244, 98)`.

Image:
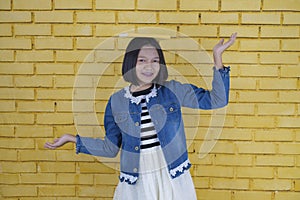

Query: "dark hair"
(122, 37), (168, 85)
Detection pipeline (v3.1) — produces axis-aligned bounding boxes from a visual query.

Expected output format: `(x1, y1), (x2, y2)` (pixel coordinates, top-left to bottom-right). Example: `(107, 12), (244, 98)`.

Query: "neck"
(130, 83), (153, 93)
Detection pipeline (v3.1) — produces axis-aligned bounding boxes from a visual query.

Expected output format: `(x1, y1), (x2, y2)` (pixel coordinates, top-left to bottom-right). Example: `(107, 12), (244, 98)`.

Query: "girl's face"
(135, 45), (160, 86)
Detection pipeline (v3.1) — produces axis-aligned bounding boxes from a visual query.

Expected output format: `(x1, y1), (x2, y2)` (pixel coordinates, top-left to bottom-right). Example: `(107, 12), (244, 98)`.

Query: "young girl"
(45, 33), (237, 200)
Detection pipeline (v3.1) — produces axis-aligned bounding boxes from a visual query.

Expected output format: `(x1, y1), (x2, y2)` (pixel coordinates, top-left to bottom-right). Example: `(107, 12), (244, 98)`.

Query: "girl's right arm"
(44, 134), (76, 149)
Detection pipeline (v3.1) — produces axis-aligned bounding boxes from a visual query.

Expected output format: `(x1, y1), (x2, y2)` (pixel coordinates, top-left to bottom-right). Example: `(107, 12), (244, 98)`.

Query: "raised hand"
(44, 134), (76, 150)
(213, 32), (237, 69)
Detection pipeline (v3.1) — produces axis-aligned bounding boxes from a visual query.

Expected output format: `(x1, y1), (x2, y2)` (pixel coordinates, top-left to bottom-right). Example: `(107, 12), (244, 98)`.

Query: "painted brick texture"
(0, 0), (299, 199)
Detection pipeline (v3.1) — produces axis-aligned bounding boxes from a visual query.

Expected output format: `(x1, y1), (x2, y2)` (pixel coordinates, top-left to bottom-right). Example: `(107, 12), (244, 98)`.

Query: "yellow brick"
(57, 101), (93, 112)
(96, 0), (135, 10)
(0, 38), (32, 49)
(54, 76), (77, 88)
(38, 162), (75, 173)
(1, 185), (38, 197)
(193, 177), (209, 189)
(54, 0), (92, 9)
(279, 143), (300, 154)
(220, 25), (259, 38)
(260, 78), (298, 90)
(261, 26), (299, 38)
(0, 24), (11, 36)
(219, 128), (252, 141)
(231, 78), (257, 90)
(180, 0), (218, 11)
(282, 39), (300, 51)
(57, 174), (93, 184)
(255, 129), (293, 142)
(15, 76), (53, 88)
(0, 63), (34, 74)
(253, 179), (291, 191)
(36, 89), (73, 100)
(179, 25), (218, 37)
(295, 180), (300, 191)
(15, 24), (51, 36)
(77, 11), (115, 23)
(36, 63), (74, 75)
(16, 51), (53, 62)
(278, 117), (300, 128)
(37, 113), (73, 124)
(95, 50), (123, 62)
(1, 162), (36, 173)
(21, 173), (56, 184)
(237, 116), (276, 128)
(96, 24), (135, 36)
(0, 138), (35, 149)
(226, 103), (255, 115)
(78, 186), (115, 197)
(235, 191), (272, 200)
(242, 13), (281, 24)
(56, 150), (94, 161)
(283, 13), (300, 24)
(212, 178), (249, 190)
(18, 101), (54, 112)
(0, 101), (15, 111)
(0, 0), (11, 10)
(197, 190), (231, 200)
(0, 88), (34, 100)
(76, 37), (114, 50)
(263, 0), (300, 11)
(119, 11), (156, 24)
(257, 103), (295, 115)
(0, 174), (19, 184)
(223, 52), (258, 64)
(240, 65), (278, 77)
(260, 53), (298, 64)
(201, 13), (238, 24)
(236, 167), (274, 178)
(279, 91), (300, 103)
(278, 168), (300, 178)
(0, 149), (17, 160)
(222, 0), (261, 11)
(20, 150), (56, 161)
(0, 50), (13, 61)
(0, 75), (13, 87)
(215, 154), (252, 166)
(160, 38), (199, 50)
(53, 24), (92, 36)
(160, 12), (199, 24)
(56, 50), (94, 62)
(0, 126), (14, 137)
(39, 186), (76, 197)
(256, 155), (294, 166)
(0, 11), (31, 22)
(239, 91), (278, 103)
(195, 165), (234, 177)
(0, 113), (34, 124)
(14, 0), (51, 10)
(95, 174), (119, 185)
(240, 39), (280, 51)
(275, 192), (300, 200)
(35, 37), (73, 50)
(78, 163), (116, 174)
(35, 11), (73, 23)
(15, 125), (53, 137)
(236, 142), (276, 154)
(138, 0), (177, 10)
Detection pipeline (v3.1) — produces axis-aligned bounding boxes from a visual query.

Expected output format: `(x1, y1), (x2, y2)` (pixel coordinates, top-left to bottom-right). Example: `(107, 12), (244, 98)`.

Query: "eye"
(137, 58), (146, 63)
(153, 59), (160, 63)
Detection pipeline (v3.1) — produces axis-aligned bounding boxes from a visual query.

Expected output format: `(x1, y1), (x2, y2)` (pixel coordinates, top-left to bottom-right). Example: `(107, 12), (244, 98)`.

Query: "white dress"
(113, 146), (197, 200)
(113, 85), (197, 200)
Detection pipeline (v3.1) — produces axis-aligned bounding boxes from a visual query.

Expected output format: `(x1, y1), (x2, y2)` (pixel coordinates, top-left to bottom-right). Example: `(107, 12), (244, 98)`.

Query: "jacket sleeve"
(170, 67), (230, 110)
(76, 97), (121, 158)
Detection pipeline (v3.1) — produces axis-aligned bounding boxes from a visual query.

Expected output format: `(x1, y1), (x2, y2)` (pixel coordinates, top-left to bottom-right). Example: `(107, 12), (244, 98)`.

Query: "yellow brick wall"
(0, 0), (299, 199)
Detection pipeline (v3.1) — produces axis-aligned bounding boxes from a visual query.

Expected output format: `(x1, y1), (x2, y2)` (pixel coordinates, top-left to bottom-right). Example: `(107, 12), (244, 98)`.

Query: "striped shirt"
(131, 84), (160, 150)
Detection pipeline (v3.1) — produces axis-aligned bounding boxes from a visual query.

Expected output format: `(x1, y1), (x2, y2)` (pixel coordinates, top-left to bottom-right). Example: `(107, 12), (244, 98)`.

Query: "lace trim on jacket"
(119, 172), (138, 185)
(169, 159), (191, 178)
(124, 85), (157, 105)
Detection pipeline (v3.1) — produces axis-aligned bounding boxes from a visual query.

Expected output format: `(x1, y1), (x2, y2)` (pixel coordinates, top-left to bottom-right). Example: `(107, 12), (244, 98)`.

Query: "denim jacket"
(76, 67), (230, 184)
